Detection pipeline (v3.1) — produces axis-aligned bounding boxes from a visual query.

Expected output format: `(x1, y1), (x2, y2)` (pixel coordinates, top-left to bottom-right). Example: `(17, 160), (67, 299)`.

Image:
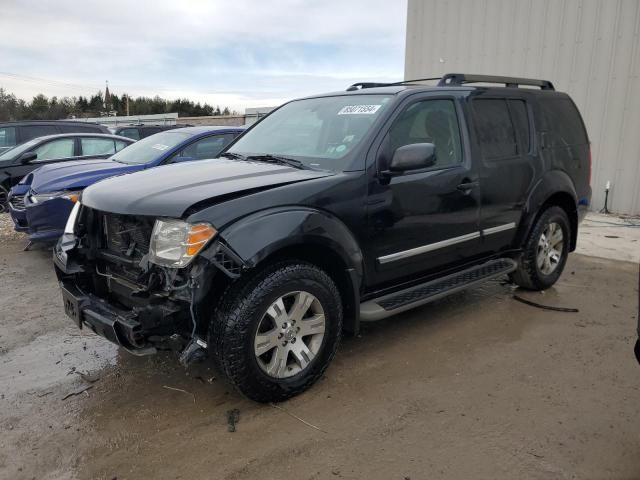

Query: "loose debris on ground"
(226, 408), (240, 432)
(513, 294), (580, 313)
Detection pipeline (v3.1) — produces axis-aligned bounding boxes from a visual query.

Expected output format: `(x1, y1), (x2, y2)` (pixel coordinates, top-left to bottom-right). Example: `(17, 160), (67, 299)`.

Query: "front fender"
(219, 206), (364, 278)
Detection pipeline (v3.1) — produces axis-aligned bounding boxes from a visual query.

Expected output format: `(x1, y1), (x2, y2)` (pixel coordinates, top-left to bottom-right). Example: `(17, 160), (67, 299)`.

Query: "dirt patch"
(0, 236), (638, 480)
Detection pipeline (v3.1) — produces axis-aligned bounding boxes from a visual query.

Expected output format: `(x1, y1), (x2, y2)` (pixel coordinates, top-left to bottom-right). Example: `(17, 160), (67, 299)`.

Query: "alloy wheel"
(537, 221), (564, 275)
(254, 291), (326, 379)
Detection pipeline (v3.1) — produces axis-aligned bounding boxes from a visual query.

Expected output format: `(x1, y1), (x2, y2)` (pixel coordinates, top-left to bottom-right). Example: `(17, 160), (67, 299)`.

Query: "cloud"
(0, 0), (407, 111)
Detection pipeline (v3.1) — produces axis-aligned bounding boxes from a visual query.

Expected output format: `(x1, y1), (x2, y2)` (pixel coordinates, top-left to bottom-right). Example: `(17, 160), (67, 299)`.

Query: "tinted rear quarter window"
(20, 125), (58, 142)
(119, 128), (141, 140)
(58, 124), (105, 134)
(472, 99), (517, 159)
(540, 98), (588, 146)
(0, 127), (16, 148)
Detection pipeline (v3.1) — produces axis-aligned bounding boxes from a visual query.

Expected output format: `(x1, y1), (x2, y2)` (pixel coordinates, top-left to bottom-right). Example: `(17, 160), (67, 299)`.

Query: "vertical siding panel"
(584, 0), (616, 211)
(404, 0), (640, 213)
(613, 0), (640, 213)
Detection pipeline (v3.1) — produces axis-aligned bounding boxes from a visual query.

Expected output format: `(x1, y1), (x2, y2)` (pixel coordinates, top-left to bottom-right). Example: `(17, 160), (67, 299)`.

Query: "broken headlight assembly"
(149, 219), (217, 268)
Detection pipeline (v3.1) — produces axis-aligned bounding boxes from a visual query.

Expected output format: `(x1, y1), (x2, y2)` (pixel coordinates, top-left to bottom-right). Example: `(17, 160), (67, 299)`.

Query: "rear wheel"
(511, 206), (571, 290)
(210, 261), (342, 402)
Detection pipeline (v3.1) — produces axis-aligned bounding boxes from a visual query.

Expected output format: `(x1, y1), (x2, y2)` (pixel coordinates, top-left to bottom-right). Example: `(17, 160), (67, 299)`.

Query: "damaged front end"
(54, 202), (245, 364)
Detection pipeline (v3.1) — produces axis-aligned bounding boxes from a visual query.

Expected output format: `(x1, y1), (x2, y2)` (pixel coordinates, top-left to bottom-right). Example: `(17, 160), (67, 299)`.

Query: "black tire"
(0, 184), (8, 214)
(210, 261), (343, 402)
(510, 206), (571, 290)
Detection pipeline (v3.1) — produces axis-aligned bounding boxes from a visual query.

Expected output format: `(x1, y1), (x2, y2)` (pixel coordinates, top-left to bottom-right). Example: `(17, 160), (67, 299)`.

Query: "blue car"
(9, 126), (245, 244)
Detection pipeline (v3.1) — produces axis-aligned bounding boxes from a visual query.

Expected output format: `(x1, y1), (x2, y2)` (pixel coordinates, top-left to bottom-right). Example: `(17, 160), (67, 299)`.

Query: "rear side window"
(33, 138), (75, 161)
(0, 127), (16, 148)
(143, 127), (162, 137)
(540, 98), (588, 146)
(473, 99), (517, 159)
(21, 125), (58, 142)
(119, 128), (140, 140)
(58, 124), (103, 134)
(80, 138), (116, 156)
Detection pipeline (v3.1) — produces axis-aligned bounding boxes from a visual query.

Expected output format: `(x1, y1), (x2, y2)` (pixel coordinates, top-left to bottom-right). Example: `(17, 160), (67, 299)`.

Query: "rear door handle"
(457, 181), (479, 192)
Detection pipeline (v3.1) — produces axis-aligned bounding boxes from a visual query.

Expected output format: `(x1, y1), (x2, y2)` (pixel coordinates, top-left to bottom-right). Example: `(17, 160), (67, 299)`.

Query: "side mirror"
(19, 151), (37, 164)
(174, 155), (195, 163)
(388, 143), (436, 173)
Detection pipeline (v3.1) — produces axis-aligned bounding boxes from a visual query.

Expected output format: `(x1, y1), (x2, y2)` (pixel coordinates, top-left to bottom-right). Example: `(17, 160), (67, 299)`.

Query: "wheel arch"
(515, 170), (579, 251)
(218, 207), (364, 334)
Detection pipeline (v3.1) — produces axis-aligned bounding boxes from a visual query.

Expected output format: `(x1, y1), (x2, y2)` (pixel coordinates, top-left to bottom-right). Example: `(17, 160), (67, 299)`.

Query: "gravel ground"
(0, 213), (26, 243)
(0, 215), (638, 480)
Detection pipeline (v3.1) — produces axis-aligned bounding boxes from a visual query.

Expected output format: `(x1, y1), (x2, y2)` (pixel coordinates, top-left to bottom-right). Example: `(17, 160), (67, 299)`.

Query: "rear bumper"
(577, 187), (592, 224)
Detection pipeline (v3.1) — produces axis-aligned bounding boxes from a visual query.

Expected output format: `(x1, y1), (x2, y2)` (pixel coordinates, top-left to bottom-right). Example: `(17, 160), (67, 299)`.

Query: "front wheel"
(0, 184), (9, 214)
(510, 206), (571, 290)
(210, 261), (343, 402)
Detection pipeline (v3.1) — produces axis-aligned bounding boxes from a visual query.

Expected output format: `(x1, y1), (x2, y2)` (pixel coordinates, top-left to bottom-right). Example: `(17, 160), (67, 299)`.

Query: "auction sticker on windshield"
(151, 144), (170, 151)
(337, 105), (381, 115)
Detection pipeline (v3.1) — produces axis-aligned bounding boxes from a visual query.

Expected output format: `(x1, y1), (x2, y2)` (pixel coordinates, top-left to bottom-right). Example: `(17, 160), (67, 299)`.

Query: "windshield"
(110, 131), (190, 164)
(228, 95), (392, 170)
(0, 138), (41, 161)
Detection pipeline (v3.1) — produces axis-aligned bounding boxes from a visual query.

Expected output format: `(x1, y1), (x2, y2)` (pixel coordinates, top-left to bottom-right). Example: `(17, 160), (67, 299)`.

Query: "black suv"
(0, 120), (109, 154)
(54, 74), (591, 402)
(108, 124), (184, 140)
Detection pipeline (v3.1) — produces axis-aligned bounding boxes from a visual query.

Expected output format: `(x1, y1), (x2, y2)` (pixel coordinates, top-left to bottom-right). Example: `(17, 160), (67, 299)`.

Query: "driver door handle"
(457, 181), (479, 192)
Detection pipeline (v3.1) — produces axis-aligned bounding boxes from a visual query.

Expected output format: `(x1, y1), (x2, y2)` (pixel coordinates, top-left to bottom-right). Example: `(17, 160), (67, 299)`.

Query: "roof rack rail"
(346, 82), (391, 91)
(437, 73), (555, 90)
(346, 77), (441, 91)
(346, 74), (554, 91)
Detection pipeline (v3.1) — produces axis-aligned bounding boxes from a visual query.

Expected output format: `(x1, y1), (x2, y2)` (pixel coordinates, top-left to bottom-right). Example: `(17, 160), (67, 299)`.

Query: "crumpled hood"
(81, 158), (333, 217)
(29, 159), (143, 193)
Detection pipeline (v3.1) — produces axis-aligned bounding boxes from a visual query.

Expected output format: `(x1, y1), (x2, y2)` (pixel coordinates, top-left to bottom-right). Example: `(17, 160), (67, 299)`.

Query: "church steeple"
(104, 80), (111, 111)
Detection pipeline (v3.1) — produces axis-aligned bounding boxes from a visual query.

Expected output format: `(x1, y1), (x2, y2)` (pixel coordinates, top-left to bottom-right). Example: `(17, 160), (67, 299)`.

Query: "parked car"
(1, 133), (133, 214)
(108, 124), (187, 140)
(54, 74), (591, 402)
(9, 126), (244, 243)
(0, 120), (110, 155)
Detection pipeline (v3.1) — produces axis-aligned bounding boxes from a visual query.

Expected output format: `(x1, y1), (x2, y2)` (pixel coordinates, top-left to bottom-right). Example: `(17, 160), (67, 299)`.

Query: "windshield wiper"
(219, 152), (246, 160)
(245, 154), (305, 169)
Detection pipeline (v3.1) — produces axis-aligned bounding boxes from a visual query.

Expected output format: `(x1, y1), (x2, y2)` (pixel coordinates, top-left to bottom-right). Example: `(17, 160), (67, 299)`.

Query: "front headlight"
(31, 190), (81, 204)
(149, 219), (217, 268)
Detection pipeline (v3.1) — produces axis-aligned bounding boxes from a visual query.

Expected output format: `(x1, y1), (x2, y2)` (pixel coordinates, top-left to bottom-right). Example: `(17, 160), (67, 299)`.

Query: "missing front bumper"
(60, 282), (156, 356)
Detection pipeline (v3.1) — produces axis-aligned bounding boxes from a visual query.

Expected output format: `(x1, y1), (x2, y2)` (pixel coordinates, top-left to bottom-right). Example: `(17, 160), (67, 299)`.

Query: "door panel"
(471, 97), (538, 254)
(366, 96), (481, 287)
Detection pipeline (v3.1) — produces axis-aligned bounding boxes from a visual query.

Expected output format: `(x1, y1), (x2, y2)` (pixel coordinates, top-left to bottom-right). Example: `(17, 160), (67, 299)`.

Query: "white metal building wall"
(405, 0), (640, 215)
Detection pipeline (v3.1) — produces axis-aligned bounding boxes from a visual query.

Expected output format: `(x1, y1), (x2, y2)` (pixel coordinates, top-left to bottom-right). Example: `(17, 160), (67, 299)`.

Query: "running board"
(360, 258), (517, 321)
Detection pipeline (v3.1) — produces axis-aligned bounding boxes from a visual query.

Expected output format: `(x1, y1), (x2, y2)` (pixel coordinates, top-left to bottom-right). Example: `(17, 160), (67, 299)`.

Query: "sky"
(0, 0), (408, 112)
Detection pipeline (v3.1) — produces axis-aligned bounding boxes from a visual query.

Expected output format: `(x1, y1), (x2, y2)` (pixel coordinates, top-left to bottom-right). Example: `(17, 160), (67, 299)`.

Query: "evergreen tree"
(0, 86), (237, 119)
